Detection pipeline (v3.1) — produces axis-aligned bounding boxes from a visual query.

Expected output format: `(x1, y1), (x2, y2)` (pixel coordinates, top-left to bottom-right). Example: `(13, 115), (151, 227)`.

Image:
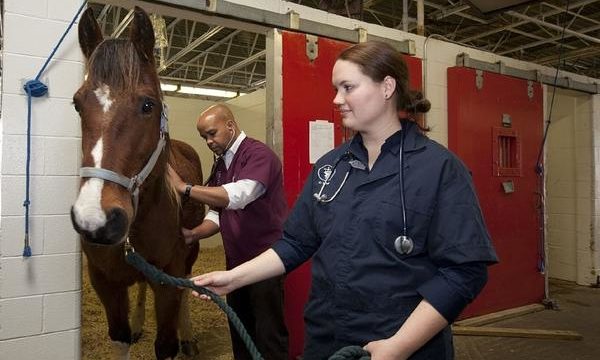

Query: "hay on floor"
(82, 245), (233, 359)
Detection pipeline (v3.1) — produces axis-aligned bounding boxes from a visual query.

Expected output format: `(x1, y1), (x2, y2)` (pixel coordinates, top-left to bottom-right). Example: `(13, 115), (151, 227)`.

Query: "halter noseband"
(79, 104), (170, 218)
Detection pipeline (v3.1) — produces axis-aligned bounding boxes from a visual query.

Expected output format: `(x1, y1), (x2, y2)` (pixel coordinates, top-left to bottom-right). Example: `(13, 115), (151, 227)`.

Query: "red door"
(281, 30), (422, 358)
(447, 67), (544, 318)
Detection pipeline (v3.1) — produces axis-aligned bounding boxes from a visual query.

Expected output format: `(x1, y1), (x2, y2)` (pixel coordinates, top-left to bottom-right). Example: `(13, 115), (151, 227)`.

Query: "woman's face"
(332, 59), (389, 132)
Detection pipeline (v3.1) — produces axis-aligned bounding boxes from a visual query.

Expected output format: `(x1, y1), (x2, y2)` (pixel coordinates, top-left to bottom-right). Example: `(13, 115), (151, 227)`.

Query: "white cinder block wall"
(0, 0), (84, 358)
(545, 89), (594, 285)
(592, 94), (600, 284)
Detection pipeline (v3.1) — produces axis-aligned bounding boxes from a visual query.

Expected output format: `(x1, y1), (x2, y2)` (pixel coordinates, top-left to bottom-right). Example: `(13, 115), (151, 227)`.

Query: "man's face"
(197, 115), (234, 156)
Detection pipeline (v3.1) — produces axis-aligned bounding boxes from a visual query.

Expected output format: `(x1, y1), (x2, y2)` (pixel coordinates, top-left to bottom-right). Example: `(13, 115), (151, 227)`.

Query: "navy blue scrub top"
(272, 120), (498, 359)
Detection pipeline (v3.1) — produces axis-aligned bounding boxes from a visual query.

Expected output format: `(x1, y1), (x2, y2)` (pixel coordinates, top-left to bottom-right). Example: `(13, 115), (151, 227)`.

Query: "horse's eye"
(142, 100), (154, 114)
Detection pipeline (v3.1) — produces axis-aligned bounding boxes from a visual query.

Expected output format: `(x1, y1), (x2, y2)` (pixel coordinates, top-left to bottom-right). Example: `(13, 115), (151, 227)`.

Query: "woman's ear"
(382, 75), (397, 100)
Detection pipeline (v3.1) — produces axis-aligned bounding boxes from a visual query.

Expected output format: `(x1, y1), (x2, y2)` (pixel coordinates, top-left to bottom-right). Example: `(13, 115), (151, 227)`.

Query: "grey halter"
(79, 104), (170, 217)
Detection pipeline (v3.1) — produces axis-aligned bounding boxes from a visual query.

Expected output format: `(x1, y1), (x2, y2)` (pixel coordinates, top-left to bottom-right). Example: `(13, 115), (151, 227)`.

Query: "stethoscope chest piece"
(394, 235), (414, 255)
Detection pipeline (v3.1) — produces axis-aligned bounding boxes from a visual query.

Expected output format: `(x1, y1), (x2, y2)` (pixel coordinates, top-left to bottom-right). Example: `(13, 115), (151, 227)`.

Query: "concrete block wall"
(0, 0), (84, 358)
(574, 94), (593, 286)
(591, 94), (600, 285)
(545, 88), (594, 285)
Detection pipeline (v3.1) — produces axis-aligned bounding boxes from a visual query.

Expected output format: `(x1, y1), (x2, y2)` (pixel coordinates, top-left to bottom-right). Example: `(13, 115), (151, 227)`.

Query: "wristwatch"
(183, 183), (193, 199)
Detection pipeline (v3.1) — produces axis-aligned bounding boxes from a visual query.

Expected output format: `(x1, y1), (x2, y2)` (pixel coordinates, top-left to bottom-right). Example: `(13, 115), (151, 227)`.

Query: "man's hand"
(182, 227), (199, 245)
(167, 164), (186, 194)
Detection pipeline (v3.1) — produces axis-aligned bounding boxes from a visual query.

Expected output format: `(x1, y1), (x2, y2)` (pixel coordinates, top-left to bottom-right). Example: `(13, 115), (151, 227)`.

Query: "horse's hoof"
(180, 340), (199, 357)
(131, 332), (143, 343)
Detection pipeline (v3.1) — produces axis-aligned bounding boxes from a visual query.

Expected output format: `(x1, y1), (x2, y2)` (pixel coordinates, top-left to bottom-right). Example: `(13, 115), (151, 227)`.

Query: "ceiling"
(89, 0), (600, 97)
(89, 2), (267, 97)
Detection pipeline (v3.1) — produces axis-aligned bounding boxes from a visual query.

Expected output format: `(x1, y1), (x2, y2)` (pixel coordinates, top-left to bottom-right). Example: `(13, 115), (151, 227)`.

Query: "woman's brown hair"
(337, 41), (431, 115)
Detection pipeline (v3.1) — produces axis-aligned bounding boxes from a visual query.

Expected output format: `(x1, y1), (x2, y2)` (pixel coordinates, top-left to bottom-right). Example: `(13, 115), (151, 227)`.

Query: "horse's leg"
(88, 265), (131, 360)
(130, 281), (147, 342)
(150, 282), (181, 359)
(179, 281), (200, 356)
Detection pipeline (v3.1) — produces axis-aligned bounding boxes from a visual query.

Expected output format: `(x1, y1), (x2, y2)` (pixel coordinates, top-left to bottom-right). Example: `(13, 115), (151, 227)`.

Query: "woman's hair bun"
(406, 91), (431, 114)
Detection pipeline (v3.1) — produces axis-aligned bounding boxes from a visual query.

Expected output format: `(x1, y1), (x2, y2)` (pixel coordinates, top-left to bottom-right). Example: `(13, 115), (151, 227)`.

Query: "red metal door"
(447, 67), (544, 318)
(281, 30), (422, 358)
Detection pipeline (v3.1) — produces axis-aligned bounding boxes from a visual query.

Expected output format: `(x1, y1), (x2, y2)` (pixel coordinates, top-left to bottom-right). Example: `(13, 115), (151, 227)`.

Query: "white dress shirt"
(204, 131), (266, 227)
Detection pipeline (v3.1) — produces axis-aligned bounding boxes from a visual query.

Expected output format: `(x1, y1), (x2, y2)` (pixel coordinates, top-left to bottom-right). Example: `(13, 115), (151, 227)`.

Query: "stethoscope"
(203, 128), (237, 186)
(313, 125), (414, 255)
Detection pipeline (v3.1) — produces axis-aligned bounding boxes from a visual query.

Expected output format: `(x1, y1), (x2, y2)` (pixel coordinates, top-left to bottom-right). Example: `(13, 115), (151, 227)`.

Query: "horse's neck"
(132, 167), (179, 232)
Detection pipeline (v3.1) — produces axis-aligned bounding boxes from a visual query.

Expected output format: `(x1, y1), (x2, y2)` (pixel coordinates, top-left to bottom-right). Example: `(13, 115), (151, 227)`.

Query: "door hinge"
(527, 80), (534, 100)
(476, 69), (483, 90)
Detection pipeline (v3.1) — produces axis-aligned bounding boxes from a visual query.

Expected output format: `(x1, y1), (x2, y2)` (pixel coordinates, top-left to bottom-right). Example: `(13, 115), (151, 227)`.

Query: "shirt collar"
(348, 120), (427, 158)
(226, 131), (246, 157)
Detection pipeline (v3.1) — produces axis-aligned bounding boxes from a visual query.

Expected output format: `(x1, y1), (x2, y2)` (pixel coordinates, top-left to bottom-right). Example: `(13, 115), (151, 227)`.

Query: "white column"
(574, 93), (593, 286)
(0, 0), (84, 358)
(591, 94), (600, 286)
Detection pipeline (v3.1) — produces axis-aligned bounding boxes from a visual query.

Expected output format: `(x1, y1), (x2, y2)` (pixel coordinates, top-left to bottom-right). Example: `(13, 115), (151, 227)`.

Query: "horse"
(70, 7), (204, 359)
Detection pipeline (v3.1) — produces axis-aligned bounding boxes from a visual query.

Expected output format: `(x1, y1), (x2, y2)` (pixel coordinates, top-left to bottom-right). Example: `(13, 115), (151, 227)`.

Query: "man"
(168, 104), (289, 360)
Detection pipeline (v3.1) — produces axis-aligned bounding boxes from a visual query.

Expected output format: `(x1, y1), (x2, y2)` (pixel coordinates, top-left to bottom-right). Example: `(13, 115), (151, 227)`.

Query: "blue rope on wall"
(21, 0), (88, 257)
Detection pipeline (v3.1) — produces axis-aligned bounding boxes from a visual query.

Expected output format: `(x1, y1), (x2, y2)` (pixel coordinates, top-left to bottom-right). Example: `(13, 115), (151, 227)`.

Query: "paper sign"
(309, 120), (334, 164)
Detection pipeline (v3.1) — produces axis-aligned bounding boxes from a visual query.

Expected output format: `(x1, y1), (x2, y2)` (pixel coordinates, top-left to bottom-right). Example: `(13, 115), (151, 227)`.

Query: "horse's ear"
(129, 6), (155, 63)
(78, 8), (103, 60)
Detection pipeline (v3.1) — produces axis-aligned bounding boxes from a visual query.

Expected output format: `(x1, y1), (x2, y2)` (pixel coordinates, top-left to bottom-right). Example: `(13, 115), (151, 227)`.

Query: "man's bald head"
(197, 104), (236, 128)
(196, 104), (240, 156)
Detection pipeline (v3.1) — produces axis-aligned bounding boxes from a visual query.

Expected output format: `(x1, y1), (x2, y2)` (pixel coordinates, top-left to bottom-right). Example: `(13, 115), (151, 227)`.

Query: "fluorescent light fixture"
(178, 86), (241, 98)
(160, 83), (179, 92)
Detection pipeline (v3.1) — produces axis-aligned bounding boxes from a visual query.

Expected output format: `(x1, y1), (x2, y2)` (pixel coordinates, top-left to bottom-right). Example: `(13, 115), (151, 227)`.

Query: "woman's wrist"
(385, 334), (414, 359)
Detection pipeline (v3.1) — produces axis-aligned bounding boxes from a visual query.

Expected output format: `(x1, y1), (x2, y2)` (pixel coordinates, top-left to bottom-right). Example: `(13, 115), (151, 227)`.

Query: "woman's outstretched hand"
(190, 271), (237, 300)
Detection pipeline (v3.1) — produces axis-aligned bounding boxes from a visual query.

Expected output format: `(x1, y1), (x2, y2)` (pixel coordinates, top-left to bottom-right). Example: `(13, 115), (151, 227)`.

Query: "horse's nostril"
(104, 207), (129, 243)
(74, 207), (128, 245)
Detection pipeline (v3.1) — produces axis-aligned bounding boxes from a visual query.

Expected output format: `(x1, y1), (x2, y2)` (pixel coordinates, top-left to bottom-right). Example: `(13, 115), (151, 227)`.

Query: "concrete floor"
(454, 279), (600, 360)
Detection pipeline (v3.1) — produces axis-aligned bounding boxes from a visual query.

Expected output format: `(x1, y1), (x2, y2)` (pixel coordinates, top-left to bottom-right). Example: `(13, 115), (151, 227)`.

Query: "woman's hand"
(190, 271), (238, 300)
(363, 338), (408, 360)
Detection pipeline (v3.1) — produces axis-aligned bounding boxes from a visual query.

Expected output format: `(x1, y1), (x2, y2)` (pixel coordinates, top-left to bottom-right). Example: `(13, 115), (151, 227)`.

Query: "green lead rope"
(124, 244), (370, 360)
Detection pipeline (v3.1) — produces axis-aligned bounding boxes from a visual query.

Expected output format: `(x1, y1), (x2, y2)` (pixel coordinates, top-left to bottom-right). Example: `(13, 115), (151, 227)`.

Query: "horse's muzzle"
(71, 207), (129, 246)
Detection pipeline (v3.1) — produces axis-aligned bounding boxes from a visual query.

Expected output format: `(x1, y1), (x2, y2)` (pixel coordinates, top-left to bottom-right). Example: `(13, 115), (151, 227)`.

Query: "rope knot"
(23, 79), (49, 97)
(328, 346), (371, 360)
(22, 200), (31, 207)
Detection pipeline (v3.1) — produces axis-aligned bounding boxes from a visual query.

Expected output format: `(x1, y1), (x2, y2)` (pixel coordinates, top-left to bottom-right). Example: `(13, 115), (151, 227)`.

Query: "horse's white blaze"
(110, 341), (130, 360)
(94, 84), (113, 113)
(73, 138), (106, 232)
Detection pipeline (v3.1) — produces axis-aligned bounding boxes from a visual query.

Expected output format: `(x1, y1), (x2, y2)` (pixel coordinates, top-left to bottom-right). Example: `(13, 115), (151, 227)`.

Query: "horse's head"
(71, 7), (166, 246)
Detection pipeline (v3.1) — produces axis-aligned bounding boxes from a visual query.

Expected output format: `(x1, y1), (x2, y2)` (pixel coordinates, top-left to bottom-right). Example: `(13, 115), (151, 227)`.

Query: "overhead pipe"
(417, 0), (425, 35)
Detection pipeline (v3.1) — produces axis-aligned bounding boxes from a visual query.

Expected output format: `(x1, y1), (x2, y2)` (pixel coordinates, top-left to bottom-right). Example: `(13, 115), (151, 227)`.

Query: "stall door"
(281, 30), (422, 358)
(447, 67), (544, 318)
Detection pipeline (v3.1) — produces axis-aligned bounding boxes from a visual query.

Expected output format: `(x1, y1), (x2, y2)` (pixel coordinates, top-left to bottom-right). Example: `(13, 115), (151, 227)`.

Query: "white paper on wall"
(309, 120), (335, 164)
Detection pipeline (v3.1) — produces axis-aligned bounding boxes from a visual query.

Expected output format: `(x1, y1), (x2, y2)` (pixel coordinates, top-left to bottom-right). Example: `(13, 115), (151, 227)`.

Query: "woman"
(192, 41), (498, 360)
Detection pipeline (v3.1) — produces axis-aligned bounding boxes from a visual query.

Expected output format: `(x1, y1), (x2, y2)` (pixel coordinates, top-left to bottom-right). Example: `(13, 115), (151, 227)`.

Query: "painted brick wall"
(545, 88), (594, 285)
(0, 0), (84, 358)
(591, 94), (600, 284)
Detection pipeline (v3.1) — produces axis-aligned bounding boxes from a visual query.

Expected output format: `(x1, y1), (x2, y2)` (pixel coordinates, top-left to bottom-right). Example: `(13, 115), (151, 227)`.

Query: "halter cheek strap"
(79, 103), (169, 218)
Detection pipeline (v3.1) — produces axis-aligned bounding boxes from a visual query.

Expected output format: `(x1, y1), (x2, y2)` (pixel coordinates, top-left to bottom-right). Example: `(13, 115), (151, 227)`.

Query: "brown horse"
(70, 7), (204, 359)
